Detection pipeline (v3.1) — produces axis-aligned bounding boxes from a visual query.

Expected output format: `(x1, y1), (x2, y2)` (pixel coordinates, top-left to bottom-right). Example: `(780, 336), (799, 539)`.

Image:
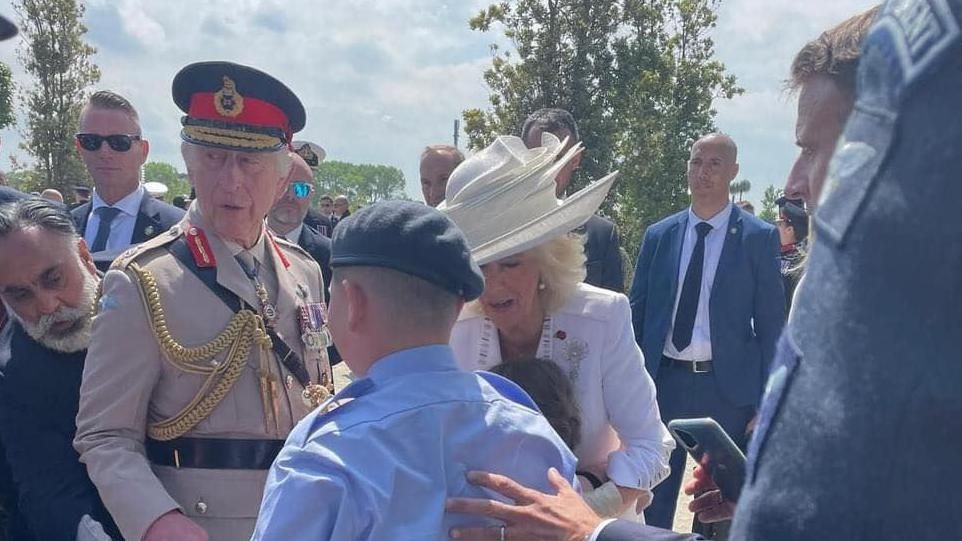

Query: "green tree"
(759, 184), (780, 223)
(465, 0), (741, 260)
(730, 179), (751, 202)
(15, 0), (100, 195)
(143, 161), (191, 200)
(0, 63), (16, 131)
(314, 160), (407, 208)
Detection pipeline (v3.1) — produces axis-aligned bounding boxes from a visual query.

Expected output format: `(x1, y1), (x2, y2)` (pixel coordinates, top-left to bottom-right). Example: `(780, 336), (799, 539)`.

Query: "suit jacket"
(629, 206), (784, 408)
(296, 225), (342, 365)
(71, 193), (184, 270)
(581, 215), (625, 292)
(303, 208), (333, 238)
(598, 519), (705, 541)
(74, 205), (332, 541)
(0, 325), (120, 541)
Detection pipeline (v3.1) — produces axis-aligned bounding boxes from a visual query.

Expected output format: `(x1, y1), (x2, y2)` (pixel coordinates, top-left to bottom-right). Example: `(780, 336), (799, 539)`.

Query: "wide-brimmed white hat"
(144, 181), (169, 198)
(438, 133), (617, 265)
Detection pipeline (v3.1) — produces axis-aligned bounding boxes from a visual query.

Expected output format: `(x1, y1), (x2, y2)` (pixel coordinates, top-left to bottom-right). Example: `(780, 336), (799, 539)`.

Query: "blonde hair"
(465, 234), (586, 317)
(531, 234), (586, 313)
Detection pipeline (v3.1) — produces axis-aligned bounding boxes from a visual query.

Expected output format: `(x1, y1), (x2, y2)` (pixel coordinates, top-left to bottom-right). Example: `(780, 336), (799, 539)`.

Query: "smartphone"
(667, 418), (746, 502)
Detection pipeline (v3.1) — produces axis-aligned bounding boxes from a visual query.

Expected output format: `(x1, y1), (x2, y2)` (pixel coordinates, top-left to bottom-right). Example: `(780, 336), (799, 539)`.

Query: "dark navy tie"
(90, 207), (121, 252)
(672, 222), (713, 352)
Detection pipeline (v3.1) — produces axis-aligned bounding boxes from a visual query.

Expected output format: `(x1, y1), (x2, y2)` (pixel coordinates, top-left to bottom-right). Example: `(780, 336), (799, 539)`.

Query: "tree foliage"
(730, 178), (751, 202)
(144, 161), (192, 202)
(758, 184), (780, 224)
(464, 0), (741, 260)
(15, 0), (100, 195)
(313, 161), (408, 208)
(0, 63), (16, 131)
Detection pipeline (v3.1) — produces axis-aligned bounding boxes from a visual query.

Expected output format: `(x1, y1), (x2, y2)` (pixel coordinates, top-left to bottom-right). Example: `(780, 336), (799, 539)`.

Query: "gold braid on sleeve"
(127, 263), (272, 441)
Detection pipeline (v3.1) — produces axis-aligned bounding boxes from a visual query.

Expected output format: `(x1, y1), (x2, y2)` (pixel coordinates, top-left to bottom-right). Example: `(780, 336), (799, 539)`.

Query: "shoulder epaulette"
(109, 225), (184, 272)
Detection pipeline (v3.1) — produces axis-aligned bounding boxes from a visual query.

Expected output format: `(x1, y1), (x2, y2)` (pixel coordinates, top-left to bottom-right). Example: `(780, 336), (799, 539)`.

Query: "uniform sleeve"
(73, 268), (180, 541)
(601, 294), (676, 490)
(593, 518), (708, 541)
(252, 440), (363, 540)
(0, 384), (96, 540)
(753, 227), (786, 395)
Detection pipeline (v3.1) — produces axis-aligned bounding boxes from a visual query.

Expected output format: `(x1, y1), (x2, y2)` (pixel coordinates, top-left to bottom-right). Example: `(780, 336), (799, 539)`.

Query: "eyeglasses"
(290, 181), (313, 199)
(75, 133), (142, 152)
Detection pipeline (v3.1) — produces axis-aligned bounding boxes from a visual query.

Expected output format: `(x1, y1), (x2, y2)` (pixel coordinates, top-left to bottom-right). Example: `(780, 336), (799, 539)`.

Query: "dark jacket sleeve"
(0, 379), (101, 540)
(598, 519), (707, 541)
(753, 226), (787, 389)
(628, 227), (656, 348)
(601, 221), (625, 292)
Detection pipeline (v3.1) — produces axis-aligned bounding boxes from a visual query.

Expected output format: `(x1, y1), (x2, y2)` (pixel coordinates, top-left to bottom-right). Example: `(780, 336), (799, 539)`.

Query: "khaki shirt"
(74, 205), (331, 541)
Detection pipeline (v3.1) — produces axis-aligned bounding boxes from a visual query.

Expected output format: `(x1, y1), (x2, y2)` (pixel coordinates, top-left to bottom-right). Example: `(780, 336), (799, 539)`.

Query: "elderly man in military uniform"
(74, 61), (334, 541)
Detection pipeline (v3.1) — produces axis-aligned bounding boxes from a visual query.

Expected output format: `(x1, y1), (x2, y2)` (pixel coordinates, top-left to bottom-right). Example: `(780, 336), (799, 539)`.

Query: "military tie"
(235, 251), (278, 325)
(90, 207), (122, 252)
(672, 222), (713, 352)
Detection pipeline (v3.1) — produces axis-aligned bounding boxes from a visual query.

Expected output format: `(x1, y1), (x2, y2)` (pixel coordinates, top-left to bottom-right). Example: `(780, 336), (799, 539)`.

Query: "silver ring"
(499, 524), (506, 541)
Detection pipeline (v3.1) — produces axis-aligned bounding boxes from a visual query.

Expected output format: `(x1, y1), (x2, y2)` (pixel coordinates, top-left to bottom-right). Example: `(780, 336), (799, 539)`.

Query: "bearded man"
(0, 198), (120, 541)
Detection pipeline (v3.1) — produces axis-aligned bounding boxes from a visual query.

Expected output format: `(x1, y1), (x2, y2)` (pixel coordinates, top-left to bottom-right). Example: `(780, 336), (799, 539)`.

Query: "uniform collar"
(367, 345), (458, 384)
(91, 184), (144, 217)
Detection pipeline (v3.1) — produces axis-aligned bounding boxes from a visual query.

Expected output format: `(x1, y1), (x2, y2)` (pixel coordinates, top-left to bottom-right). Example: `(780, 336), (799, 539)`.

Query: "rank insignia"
(299, 303), (330, 352)
(213, 76), (244, 118)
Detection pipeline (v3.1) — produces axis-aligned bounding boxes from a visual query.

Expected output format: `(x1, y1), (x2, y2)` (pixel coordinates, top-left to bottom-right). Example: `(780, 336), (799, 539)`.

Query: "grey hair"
(521, 108), (580, 144)
(0, 199), (78, 243)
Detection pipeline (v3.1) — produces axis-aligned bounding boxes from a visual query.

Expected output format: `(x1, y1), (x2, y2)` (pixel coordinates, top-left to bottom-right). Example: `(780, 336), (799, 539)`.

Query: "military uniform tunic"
(74, 204), (332, 541)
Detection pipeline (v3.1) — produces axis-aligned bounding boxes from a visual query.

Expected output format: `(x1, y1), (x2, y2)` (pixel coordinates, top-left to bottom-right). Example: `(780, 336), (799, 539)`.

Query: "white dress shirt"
(83, 185), (145, 253)
(663, 202), (732, 362)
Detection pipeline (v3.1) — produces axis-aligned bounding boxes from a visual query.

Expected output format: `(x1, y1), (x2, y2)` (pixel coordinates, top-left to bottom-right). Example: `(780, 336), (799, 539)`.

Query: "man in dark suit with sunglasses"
(71, 90), (183, 270)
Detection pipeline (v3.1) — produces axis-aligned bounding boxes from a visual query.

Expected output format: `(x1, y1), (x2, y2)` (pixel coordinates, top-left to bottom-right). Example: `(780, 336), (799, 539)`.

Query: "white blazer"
(450, 283), (675, 491)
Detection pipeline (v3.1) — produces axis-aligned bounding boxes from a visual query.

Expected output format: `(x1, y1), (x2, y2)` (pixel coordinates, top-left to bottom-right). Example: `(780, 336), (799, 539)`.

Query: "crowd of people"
(0, 0), (959, 539)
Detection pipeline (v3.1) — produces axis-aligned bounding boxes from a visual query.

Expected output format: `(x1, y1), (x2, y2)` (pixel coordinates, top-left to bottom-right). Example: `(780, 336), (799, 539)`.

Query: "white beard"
(9, 270), (99, 353)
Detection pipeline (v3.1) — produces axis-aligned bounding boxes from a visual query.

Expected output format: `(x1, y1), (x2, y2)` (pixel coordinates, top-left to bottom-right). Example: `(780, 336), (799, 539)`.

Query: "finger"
(688, 490), (723, 513)
(697, 504), (735, 524)
(466, 471), (538, 504)
(446, 497), (526, 523)
(546, 467), (573, 494)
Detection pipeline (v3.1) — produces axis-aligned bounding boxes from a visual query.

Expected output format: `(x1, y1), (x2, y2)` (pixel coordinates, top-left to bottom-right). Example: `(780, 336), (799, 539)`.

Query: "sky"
(0, 0), (877, 206)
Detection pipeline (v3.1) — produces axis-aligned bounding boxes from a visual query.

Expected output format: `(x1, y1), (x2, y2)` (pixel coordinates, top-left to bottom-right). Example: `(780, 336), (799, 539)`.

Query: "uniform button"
(194, 500), (208, 515)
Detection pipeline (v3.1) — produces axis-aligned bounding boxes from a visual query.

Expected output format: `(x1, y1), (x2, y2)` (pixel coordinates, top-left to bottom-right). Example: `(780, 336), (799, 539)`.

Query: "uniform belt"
(662, 356), (713, 373)
(145, 437), (285, 470)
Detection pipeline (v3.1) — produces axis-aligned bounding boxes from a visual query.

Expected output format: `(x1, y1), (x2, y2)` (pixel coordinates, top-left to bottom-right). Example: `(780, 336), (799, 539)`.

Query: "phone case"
(667, 418), (747, 502)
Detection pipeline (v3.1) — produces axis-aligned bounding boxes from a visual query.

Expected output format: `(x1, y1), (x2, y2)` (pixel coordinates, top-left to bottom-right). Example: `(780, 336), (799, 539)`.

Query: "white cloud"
(0, 0), (879, 206)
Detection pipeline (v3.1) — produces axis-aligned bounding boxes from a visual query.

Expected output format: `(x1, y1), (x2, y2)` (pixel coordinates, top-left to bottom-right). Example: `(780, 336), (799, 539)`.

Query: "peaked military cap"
(292, 141), (326, 168)
(172, 61), (305, 152)
(776, 196), (809, 240)
(0, 14), (17, 41)
(330, 200), (485, 301)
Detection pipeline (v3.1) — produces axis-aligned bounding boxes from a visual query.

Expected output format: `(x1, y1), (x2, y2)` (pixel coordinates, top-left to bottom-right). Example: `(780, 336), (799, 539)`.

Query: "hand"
(682, 464), (736, 523)
(143, 510), (208, 541)
(745, 414), (758, 437)
(446, 468), (602, 541)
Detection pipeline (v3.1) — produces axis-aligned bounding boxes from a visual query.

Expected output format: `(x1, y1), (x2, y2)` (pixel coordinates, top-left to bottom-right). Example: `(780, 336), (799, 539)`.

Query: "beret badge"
(213, 76), (244, 118)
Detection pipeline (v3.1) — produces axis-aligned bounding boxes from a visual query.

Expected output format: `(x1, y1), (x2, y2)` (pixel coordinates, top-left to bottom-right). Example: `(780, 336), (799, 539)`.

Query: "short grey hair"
(0, 199), (78, 242)
(521, 108), (580, 144)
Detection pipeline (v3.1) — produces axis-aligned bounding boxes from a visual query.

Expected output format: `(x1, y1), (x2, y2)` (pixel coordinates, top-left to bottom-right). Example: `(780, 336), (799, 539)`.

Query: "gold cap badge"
(213, 76), (244, 118)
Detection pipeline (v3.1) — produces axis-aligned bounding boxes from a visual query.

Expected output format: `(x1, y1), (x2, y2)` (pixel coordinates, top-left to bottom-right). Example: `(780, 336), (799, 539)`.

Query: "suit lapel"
(75, 203), (92, 236)
(132, 194), (164, 243)
(666, 212), (689, 297)
(710, 206), (743, 315)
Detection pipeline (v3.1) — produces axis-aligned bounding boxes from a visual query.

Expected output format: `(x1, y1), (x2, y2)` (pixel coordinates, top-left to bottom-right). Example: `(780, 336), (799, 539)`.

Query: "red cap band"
(188, 93), (291, 138)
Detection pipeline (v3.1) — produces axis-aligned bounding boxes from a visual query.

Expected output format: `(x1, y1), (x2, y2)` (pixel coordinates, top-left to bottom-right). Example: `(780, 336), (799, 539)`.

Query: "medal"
(298, 303), (330, 352)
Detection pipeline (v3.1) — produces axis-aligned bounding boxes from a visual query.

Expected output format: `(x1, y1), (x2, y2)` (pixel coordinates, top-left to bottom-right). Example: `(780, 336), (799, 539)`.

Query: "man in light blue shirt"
(252, 200), (578, 540)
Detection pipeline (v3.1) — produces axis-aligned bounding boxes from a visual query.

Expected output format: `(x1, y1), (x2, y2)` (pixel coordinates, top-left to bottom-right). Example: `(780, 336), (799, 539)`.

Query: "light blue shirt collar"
(367, 345), (458, 384)
(687, 201), (732, 231)
(91, 184), (144, 218)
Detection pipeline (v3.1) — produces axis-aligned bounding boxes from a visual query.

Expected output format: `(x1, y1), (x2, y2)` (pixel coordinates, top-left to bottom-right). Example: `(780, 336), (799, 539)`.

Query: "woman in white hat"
(441, 134), (674, 520)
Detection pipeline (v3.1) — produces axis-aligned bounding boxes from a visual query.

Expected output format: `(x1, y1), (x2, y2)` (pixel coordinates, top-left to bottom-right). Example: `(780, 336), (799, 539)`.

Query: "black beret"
(330, 200), (484, 301)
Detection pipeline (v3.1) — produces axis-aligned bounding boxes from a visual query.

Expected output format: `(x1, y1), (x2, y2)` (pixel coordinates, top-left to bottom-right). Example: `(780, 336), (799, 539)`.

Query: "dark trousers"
(645, 359), (754, 530)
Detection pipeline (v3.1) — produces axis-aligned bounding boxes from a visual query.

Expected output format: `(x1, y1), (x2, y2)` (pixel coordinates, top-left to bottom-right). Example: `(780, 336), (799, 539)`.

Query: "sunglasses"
(290, 181), (313, 199)
(76, 133), (142, 152)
